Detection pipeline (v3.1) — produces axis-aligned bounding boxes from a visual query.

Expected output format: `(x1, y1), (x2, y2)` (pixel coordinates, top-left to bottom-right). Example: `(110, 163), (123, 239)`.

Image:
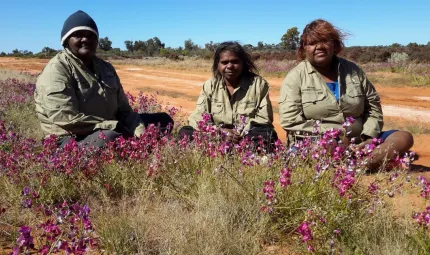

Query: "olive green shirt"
(279, 57), (383, 139)
(188, 74), (274, 135)
(34, 48), (145, 137)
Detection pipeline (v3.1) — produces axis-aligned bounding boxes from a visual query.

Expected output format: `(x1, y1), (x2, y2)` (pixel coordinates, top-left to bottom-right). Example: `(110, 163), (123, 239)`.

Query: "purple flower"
(22, 186), (30, 196)
(16, 225), (34, 249)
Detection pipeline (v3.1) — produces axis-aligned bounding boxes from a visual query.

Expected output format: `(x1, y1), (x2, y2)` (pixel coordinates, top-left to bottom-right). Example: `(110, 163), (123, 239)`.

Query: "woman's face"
(217, 51), (243, 83)
(304, 37), (336, 68)
(67, 30), (98, 61)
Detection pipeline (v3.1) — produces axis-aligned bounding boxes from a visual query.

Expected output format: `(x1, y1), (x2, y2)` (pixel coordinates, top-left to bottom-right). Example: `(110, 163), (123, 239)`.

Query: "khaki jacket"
(35, 49), (145, 137)
(188, 74), (274, 135)
(279, 57), (383, 139)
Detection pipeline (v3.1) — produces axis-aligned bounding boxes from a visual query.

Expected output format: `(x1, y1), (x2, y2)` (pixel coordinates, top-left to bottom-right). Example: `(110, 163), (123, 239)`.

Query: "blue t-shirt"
(326, 81), (340, 101)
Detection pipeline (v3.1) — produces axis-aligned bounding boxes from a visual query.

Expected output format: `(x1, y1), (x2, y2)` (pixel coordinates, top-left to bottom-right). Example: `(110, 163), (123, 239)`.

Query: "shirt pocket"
(301, 91), (326, 108)
(211, 101), (224, 114)
(342, 84), (364, 115)
(210, 101), (224, 124)
(237, 101), (256, 115)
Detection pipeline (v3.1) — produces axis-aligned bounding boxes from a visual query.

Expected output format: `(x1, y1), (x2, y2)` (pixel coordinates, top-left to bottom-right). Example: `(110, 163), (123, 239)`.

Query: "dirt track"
(1, 57), (429, 169)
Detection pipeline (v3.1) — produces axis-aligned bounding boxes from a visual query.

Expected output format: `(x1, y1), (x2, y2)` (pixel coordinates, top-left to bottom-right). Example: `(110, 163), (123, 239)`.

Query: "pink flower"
(279, 167), (291, 188)
(297, 221), (313, 242)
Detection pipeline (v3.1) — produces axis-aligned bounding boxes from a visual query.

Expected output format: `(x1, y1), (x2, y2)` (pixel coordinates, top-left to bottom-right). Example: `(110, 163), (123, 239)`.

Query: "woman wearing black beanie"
(35, 10), (174, 148)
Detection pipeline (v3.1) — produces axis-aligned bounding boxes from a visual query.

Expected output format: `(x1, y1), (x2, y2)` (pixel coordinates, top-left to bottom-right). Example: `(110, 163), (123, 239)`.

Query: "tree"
(0, 52), (6, 57)
(153, 37), (164, 49)
(281, 27), (300, 51)
(40, 47), (57, 57)
(99, 37), (113, 51)
(41, 47), (56, 53)
(242, 44), (254, 51)
(407, 42), (419, 48)
(133, 40), (147, 53)
(257, 41), (264, 51)
(184, 39), (197, 51)
(205, 41), (216, 52)
(21, 50), (33, 56)
(124, 40), (134, 53)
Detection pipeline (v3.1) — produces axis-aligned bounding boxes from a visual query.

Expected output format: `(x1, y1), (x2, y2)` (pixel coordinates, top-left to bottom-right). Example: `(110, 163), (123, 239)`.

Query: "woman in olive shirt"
(35, 10), (173, 148)
(279, 19), (414, 169)
(180, 42), (277, 151)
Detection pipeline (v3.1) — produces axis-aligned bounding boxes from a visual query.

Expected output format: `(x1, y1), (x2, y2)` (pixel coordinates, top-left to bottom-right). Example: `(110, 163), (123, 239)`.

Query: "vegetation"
(2, 27), (430, 63)
(1, 70), (430, 254)
(98, 37), (113, 52)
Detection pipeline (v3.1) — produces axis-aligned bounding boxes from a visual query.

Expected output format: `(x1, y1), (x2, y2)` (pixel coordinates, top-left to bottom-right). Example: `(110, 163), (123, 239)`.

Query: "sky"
(1, 0), (429, 53)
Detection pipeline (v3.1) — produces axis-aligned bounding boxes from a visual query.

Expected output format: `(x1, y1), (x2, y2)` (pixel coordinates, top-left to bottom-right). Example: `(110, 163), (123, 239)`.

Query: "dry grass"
(0, 69), (37, 83)
(92, 159), (269, 255)
(111, 57), (212, 73)
(383, 116), (430, 135)
(111, 58), (295, 78)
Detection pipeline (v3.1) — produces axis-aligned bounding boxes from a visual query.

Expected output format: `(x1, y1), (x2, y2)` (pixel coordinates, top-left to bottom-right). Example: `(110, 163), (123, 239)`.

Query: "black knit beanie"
(61, 10), (99, 45)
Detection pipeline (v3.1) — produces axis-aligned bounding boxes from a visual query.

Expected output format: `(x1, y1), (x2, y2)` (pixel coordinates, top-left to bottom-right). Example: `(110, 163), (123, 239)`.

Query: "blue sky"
(2, 0), (429, 53)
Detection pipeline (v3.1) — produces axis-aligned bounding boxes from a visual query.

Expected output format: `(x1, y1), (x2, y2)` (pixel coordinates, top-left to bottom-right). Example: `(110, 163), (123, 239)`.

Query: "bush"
(388, 52), (409, 64)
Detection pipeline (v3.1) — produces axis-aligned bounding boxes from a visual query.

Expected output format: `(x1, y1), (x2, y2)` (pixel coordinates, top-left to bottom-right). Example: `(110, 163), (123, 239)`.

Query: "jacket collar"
(64, 48), (101, 77)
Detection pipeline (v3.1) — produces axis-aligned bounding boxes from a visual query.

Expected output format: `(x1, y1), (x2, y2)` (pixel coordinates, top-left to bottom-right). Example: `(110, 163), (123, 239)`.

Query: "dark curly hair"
(297, 19), (346, 61)
(212, 41), (258, 80)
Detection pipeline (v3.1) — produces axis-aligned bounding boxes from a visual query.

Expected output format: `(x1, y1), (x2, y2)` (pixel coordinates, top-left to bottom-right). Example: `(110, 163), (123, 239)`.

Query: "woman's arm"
(36, 62), (115, 135)
(113, 71), (146, 137)
(279, 71), (318, 133)
(360, 70), (383, 138)
(188, 80), (212, 130)
(243, 78), (273, 132)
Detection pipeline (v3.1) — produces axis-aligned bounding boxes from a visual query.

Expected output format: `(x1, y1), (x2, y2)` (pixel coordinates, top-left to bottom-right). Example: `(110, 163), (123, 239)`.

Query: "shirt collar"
(237, 74), (251, 91)
(221, 74), (252, 91)
(304, 56), (342, 74)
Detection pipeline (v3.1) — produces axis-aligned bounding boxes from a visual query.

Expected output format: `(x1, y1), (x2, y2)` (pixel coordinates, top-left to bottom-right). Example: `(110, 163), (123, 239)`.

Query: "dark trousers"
(178, 124), (278, 152)
(57, 112), (174, 148)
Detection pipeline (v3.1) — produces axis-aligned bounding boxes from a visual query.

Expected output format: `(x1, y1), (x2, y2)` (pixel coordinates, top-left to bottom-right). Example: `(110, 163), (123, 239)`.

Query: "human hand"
(350, 138), (373, 152)
(337, 135), (351, 147)
(220, 128), (242, 143)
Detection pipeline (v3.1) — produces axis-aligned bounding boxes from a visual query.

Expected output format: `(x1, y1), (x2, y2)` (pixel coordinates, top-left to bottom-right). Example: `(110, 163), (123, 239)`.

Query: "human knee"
(178, 126), (195, 140)
(159, 112), (174, 125)
(247, 125), (277, 141)
(101, 130), (122, 141)
(397, 130), (414, 149)
(386, 130), (414, 152)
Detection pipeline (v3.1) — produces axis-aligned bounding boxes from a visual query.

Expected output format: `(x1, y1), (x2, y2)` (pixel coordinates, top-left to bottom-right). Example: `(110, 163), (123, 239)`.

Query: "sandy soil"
(1, 57), (429, 168)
